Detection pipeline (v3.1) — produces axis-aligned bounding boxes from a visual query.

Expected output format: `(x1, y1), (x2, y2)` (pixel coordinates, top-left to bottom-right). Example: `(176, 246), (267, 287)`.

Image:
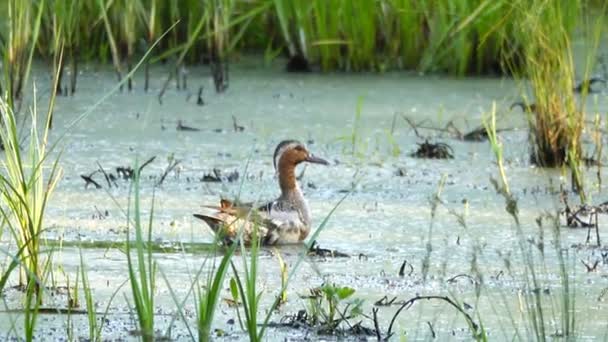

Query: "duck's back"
(195, 197), (311, 245)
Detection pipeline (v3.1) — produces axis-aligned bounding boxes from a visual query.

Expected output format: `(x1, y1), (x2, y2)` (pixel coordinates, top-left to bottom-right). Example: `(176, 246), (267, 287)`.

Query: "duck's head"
(273, 140), (329, 171)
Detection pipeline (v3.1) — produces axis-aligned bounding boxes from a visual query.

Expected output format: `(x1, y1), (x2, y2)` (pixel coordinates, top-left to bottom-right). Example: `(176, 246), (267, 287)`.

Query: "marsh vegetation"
(1, 0), (608, 341)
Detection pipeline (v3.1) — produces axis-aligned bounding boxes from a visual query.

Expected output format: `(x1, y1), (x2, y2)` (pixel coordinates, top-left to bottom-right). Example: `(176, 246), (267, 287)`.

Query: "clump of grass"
(511, 0), (604, 200)
(194, 238), (237, 340)
(230, 223), (263, 341)
(303, 283), (363, 333)
(125, 170), (158, 342)
(0, 87), (61, 297)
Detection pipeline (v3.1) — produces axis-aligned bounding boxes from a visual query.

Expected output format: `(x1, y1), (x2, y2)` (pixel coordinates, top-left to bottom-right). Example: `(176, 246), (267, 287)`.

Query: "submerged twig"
(307, 241), (349, 258)
(446, 273), (479, 284)
(80, 172), (102, 189)
(176, 120), (200, 132)
(157, 158), (181, 186)
(197, 86), (205, 106)
(581, 259), (599, 272)
(398, 260), (414, 277)
(232, 116), (244, 132)
(386, 295), (480, 339)
(97, 161), (115, 188)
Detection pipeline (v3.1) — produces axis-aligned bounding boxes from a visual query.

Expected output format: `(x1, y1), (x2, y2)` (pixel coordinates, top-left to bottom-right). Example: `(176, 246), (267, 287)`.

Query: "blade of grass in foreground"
(125, 168), (157, 342)
(230, 221), (261, 341)
(196, 240), (238, 341)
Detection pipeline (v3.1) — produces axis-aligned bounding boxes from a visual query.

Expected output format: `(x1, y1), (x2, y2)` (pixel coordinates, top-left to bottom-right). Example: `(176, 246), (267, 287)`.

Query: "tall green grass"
(0, 87), (61, 295)
(125, 170), (157, 341)
(1, 0), (44, 109)
(194, 239), (237, 340)
(1, 0), (595, 76)
(510, 0), (604, 201)
(230, 224), (263, 342)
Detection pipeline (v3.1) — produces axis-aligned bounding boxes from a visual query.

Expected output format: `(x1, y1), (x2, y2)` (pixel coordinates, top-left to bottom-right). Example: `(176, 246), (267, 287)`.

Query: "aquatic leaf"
(230, 277), (239, 301)
(336, 286), (355, 300)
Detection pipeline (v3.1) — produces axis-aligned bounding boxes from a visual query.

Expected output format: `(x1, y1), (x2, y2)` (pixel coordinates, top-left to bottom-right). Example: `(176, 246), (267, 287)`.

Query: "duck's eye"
(294, 146), (305, 152)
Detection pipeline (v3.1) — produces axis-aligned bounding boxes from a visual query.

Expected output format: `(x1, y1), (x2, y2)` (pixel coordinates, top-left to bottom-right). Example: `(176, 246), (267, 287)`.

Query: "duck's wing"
(195, 199), (274, 244)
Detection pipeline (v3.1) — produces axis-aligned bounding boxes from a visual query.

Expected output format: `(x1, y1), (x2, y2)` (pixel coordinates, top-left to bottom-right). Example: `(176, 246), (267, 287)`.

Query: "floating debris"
(177, 120), (200, 132)
(307, 241), (349, 258)
(81, 157), (156, 188)
(157, 157), (181, 186)
(446, 273), (479, 284)
(201, 168), (239, 183)
(573, 76), (606, 94)
(211, 59), (229, 93)
(80, 172), (102, 189)
(232, 115), (244, 132)
(560, 194), (606, 245)
(92, 206), (109, 220)
(116, 166), (134, 180)
(582, 156), (601, 167)
(97, 161), (116, 188)
(197, 86), (205, 106)
(374, 296), (400, 306)
(398, 259), (414, 277)
(410, 140), (454, 159)
(581, 259), (600, 272)
(462, 127), (489, 142)
(400, 113), (511, 143)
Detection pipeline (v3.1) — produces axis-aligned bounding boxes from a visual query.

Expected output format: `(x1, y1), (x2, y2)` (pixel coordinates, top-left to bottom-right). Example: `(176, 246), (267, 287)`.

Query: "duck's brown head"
(273, 140), (329, 171)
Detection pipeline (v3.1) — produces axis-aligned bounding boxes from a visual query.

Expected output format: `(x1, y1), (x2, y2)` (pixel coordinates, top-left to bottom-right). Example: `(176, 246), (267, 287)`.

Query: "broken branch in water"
(398, 260), (414, 277)
(197, 86), (204, 106)
(307, 241), (349, 258)
(80, 171), (102, 189)
(201, 168), (239, 183)
(157, 158), (181, 186)
(158, 68), (175, 105)
(400, 113), (513, 142)
(232, 115), (244, 132)
(560, 192), (602, 245)
(374, 296), (399, 306)
(176, 120), (200, 132)
(97, 161), (115, 188)
(372, 308), (381, 341)
(446, 273), (479, 284)
(581, 259), (599, 272)
(138, 156), (156, 176)
(385, 295), (480, 339)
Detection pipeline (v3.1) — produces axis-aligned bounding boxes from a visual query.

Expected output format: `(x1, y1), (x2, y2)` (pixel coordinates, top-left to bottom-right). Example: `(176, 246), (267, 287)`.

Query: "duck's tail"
(193, 214), (223, 233)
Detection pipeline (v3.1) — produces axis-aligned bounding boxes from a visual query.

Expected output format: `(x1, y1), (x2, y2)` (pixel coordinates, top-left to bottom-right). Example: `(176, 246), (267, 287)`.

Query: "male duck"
(194, 140), (329, 245)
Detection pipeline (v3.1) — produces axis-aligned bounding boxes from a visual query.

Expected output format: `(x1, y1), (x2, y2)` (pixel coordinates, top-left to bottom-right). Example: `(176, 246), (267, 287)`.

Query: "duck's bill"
(306, 155), (330, 165)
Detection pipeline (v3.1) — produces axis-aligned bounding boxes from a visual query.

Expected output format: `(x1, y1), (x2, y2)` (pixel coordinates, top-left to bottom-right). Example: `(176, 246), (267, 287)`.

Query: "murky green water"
(1, 59), (608, 340)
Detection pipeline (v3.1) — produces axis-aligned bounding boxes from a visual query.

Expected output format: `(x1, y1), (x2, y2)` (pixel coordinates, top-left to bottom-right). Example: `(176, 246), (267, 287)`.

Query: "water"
(1, 58), (608, 340)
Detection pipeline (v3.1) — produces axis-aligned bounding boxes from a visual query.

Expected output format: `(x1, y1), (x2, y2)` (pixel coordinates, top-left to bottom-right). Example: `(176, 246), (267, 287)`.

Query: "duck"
(194, 140), (329, 245)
